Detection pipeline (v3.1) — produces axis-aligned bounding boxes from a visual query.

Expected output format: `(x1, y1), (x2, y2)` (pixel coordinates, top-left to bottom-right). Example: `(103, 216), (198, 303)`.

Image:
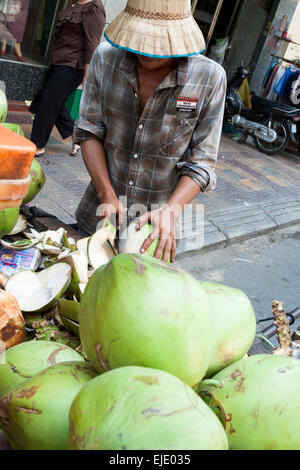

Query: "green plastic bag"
(1, 123), (24, 136)
(65, 88), (82, 121)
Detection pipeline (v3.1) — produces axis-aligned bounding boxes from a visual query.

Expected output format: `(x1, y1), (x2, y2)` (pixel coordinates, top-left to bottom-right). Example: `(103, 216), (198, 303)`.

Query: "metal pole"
(262, 308), (300, 339)
(225, 0), (241, 37)
(44, 0), (61, 60)
(205, 0), (224, 53)
(192, 0), (198, 14)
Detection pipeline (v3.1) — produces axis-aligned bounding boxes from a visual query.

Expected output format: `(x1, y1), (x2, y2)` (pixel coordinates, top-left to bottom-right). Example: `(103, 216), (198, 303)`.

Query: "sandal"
(70, 144), (80, 156)
(35, 148), (45, 157)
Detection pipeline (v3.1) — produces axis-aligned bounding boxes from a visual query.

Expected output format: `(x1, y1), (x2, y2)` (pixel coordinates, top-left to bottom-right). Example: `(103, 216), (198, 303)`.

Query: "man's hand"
(80, 140), (126, 229)
(135, 177), (201, 263)
(96, 193), (126, 229)
(136, 205), (181, 263)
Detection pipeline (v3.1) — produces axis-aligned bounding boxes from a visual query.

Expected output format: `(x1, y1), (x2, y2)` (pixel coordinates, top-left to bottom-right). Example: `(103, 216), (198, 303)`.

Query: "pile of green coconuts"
(1, 163), (300, 450)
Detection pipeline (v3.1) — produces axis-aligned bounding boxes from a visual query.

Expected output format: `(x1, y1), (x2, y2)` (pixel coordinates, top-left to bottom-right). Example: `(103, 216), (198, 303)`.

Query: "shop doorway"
(192, 0), (274, 81)
(191, 0), (224, 52)
(22, 0), (68, 65)
(224, 0), (274, 80)
(0, 0), (69, 66)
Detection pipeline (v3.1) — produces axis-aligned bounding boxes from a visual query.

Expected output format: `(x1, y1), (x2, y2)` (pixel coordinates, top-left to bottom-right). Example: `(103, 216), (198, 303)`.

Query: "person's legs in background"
(55, 106), (80, 156)
(30, 65), (83, 155)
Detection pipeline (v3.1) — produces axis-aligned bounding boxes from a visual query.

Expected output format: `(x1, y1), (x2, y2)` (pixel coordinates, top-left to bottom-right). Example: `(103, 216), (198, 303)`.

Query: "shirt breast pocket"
(159, 114), (199, 158)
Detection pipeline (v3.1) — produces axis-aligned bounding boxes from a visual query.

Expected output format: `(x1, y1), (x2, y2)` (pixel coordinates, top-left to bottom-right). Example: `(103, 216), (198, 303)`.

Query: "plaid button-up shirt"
(75, 42), (226, 235)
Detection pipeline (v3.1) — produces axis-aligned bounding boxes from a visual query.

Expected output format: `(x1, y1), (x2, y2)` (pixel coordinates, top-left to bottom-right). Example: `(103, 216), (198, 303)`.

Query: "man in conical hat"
(75, 0), (226, 262)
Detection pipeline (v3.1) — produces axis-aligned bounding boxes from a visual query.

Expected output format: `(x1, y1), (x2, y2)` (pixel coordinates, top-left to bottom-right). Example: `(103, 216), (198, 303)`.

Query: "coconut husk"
(0, 289), (25, 349)
(272, 300), (293, 357)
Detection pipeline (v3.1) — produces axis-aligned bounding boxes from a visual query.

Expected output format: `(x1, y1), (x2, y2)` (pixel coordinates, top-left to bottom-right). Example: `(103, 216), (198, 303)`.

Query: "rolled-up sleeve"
(177, 66), (227, 192)
(74, 47), (106, 145)
(82, 4), (106, 64)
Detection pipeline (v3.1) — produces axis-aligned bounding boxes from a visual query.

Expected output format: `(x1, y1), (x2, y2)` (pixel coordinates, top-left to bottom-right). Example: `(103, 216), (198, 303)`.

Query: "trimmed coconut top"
(5, 263), (71, 312)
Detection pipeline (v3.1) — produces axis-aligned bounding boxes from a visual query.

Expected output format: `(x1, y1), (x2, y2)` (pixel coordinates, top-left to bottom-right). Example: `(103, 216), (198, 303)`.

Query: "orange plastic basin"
(0, 124), (36, 180)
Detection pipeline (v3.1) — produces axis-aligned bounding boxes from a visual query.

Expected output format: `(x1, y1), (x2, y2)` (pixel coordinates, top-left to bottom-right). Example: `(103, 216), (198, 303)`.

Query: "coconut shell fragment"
(0, 289), (25, 350)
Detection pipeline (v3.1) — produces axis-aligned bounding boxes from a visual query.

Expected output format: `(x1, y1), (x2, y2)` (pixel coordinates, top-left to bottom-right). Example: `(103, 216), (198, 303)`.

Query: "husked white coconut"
(59, 251), (88, 300)
(88, 228), (115, 269)
(76, 237), (90, 258)
(4, 263), (71, 313)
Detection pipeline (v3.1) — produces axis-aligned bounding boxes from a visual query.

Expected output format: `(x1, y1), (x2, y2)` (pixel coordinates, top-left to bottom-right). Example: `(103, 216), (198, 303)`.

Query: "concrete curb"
(177, 198), (300, 260)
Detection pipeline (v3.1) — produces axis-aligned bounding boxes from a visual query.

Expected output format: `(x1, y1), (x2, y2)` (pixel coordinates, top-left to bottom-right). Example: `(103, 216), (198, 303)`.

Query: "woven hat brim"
(105, 10), (206, 58)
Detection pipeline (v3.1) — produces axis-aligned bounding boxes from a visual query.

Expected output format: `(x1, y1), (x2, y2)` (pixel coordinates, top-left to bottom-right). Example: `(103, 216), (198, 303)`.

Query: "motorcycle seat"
(252, 95), (300, 116)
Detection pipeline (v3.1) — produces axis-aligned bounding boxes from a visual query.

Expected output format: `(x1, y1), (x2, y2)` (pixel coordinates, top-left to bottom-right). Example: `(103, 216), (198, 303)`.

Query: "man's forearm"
(81, 139), (116, 200)
(166, 176), (201, 217)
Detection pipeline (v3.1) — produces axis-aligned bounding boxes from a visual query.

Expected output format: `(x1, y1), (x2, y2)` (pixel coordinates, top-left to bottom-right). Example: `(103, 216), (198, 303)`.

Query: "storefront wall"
(284, 0), (300, 62)
(0, 0), (127, 100)
(223, 0), (271, 81)
(1, 0), (299, 100)
(250, 0), (299, 92)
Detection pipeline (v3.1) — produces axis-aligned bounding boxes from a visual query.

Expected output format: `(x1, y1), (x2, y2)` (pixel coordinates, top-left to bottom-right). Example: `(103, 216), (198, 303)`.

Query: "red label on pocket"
(176, 97), (198, 112)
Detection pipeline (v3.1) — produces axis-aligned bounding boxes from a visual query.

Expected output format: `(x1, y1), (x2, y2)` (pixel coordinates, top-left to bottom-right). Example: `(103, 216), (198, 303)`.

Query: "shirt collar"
(119, 52), (190, 89)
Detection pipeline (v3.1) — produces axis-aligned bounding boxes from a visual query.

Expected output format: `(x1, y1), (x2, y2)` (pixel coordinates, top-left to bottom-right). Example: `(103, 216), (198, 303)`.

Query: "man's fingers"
(96, 203), (116, 220)
(136, 212), (150, 231)
(140, 228), (159, 254)
(171, 239), (177, 263)
(162, 239), (173, 263)
(153, 236), (167, 260)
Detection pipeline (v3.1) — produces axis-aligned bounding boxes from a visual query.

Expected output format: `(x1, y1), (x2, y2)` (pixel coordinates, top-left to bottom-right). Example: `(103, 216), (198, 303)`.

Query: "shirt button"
(139, 124), (143, 130)
(129, 181), (134, 186)
(133, 153), (138, 159)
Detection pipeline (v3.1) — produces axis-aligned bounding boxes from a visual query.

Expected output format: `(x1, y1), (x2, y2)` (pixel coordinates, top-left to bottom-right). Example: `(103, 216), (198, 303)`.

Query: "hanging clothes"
(266, 66), (285, 101)
(262, 64), (279, 97)
(275, 68), (300, 103)
(261, 58), (277, 92)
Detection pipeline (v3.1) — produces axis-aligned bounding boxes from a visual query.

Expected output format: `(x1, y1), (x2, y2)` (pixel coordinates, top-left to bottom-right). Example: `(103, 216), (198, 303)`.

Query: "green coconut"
(119, 222), (158, 257)
(202, 282), (256, 377)
(200, 354), (300, 450)
(68, 366), (228, 450)
(0, 208), (20, 238)
(119, 221), (171, 262)
(0, 340), (83, 398)
(22, 158), (45, 205)
(0, 361), (97, 450)
(79, 253), (212, 387)
(58, 298), (80, 323)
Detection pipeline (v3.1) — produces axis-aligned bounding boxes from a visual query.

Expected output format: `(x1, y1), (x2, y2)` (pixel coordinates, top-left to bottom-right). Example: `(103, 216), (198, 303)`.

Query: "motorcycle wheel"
(254, 118), (290, 156)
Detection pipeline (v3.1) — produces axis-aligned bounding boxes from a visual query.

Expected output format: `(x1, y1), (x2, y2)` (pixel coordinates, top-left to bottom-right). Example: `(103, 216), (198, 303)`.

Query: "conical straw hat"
(104, 0), (206, 58)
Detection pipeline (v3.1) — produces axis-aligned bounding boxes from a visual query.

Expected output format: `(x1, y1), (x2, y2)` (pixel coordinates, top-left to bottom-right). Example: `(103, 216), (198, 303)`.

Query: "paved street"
(177, 223), (300, 332)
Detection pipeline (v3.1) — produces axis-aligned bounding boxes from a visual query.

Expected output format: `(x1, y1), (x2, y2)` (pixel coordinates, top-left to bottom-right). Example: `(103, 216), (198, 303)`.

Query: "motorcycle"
(225, 63), (300, 155)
